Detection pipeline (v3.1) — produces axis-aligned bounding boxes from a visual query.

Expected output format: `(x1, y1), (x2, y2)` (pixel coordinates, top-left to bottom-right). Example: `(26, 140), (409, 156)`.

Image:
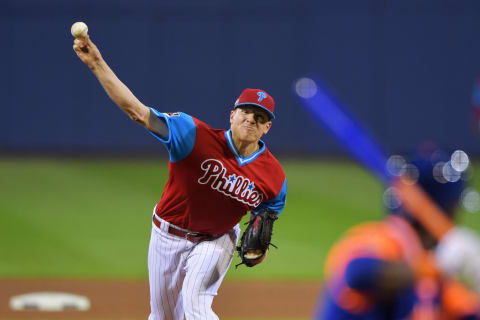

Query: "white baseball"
(244, 252), (262, 259)
(71, 22), (88, 38)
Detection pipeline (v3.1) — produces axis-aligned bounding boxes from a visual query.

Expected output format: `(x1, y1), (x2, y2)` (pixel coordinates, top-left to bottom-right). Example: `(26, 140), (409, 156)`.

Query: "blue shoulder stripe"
(148, 108), (196, 162)
(253, 178), (287, 215)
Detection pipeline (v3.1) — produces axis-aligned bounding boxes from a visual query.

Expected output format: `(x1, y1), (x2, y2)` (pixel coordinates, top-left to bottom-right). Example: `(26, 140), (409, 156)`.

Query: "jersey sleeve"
(148, 108), (197, 162)
(253, 178), (287, 215)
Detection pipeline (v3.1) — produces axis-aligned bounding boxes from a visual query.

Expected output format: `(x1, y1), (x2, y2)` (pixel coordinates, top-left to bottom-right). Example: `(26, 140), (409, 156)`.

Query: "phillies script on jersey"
(198, 158), (263, 207)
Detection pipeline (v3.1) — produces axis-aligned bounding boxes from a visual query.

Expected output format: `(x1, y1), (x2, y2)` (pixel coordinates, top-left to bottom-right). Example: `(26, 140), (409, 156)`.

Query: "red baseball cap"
(234, 88), (275, 120)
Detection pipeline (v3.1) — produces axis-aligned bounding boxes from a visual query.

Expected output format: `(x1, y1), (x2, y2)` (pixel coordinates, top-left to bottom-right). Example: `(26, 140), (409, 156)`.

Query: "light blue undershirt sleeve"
(252, 178), (287, 215)
(148, 108), (196, 163)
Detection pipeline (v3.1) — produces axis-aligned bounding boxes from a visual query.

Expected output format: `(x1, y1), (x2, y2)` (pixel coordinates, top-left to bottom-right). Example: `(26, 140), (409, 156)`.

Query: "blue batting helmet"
(410, 154), (465, 215)
(387, 147), (469, 217)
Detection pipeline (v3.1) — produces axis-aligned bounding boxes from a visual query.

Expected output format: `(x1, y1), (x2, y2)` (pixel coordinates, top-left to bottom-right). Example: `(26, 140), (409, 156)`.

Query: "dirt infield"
(0, 279), (321, 319)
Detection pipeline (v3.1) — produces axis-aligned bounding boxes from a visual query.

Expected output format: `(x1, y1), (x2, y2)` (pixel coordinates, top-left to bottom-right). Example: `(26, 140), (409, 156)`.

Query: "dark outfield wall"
(2, 0), (480, 156)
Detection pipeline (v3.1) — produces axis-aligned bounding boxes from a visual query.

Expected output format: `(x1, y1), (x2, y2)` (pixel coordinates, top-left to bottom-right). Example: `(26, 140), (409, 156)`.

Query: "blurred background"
(2, 0), (480, 318)
(3, 0), (480, 155)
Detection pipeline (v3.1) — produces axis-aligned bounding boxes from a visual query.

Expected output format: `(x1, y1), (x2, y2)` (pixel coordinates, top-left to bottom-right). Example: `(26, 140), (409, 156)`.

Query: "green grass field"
(1, 157), (479, 280)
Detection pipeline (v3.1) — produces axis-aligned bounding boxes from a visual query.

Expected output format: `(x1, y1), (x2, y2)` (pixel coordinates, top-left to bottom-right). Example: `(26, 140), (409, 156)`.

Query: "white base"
(9, 292), (90, 311)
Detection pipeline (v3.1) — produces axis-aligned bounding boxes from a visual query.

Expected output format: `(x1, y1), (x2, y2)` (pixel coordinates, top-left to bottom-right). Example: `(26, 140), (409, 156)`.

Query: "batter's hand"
(73, 35), (103, 70)
(436, 226), (480, 293)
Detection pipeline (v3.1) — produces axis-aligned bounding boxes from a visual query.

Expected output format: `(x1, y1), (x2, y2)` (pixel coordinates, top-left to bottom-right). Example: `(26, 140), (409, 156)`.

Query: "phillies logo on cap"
(257, 91), (267, 102)
(235, 88), (275, 119)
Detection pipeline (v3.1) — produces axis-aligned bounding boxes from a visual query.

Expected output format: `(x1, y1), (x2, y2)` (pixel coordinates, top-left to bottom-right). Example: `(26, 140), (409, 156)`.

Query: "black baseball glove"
(236, 209), (278, 268)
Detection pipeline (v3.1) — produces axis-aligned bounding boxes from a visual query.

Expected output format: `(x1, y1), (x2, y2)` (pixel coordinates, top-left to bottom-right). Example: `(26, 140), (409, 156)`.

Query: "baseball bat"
(294, 77), (453, 240)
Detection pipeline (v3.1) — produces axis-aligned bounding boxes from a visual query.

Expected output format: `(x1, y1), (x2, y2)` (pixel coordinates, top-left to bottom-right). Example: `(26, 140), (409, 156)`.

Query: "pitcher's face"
(230, 106), (271, 143)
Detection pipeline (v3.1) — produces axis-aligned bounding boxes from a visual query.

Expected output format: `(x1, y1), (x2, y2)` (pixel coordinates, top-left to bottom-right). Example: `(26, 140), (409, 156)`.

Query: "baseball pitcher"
(72, 31), (287, 320)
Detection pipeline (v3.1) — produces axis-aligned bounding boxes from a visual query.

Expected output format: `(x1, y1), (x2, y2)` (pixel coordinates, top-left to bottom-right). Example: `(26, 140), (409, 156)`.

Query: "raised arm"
(72, 34), (168, 137)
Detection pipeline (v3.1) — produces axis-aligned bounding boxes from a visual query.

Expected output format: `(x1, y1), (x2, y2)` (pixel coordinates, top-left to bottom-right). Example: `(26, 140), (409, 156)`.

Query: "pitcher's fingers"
(83, 35), (93, 47)
(74, 37), (89, 49)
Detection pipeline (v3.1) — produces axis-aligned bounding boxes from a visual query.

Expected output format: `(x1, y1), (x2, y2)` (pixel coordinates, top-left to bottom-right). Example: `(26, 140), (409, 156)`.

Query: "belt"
(152, 215), (220, 243)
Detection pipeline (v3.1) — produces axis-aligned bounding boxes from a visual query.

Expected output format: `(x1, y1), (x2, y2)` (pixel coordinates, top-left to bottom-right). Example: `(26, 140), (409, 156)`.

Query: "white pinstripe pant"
(147, 216), (240, 320)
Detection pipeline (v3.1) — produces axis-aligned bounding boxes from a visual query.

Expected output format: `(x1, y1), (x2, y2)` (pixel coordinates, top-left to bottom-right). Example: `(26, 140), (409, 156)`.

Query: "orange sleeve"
(442, 279), (480, 318)
(325, 222), (402, 279)
(323, 222), (403, 315)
